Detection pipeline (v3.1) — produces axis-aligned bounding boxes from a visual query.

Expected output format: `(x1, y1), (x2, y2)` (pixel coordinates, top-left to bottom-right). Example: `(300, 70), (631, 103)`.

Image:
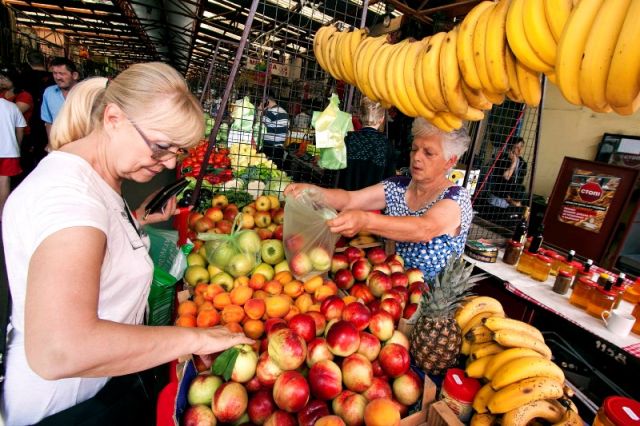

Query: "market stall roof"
(4, 0), (481, 75)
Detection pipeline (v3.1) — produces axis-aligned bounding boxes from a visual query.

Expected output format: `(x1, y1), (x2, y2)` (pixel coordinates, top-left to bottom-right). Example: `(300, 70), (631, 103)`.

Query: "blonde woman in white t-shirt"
(1, 63), (253, 425)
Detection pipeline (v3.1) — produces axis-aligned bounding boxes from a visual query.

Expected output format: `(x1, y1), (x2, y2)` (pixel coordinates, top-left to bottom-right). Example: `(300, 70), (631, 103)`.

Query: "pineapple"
(409, 256), (475, 375)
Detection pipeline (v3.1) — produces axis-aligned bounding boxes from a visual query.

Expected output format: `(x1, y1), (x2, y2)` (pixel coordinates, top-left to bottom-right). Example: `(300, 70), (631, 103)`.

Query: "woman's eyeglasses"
(128, 119), (186, 161)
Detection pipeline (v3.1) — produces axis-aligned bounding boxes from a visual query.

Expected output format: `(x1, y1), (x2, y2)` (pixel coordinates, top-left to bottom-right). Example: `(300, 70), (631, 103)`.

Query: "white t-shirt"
(0, 98), (27, 158)
(1, 152), (153, 425)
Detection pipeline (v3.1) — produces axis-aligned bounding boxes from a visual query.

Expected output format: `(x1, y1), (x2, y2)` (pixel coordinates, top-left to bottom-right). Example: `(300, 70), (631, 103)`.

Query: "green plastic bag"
(312, 94), (353, 170)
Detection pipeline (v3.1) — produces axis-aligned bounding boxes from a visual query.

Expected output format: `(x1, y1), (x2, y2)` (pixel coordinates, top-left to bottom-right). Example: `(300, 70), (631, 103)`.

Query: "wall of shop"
(534, 84), (640, 197)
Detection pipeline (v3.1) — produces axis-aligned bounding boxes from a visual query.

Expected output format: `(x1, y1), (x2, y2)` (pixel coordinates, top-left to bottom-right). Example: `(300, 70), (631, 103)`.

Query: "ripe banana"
(334, 30), (352, 83)
(422, 32), (449, 111)
(483, 317), (544, 342)
(455, 296), (505, 330)
(370, 41), (397, 107)
(522, 0), (557, 66)
(579, 0), (630, 112)
(314, 25), (337, 74)
(473, 4), (499, 93)
(553, 408), (583, 425)
(485, 0), (512, 92)
(484, 347), (543, 380)
(502, 399), (565, 426)
(544, 0), (574, 43)
(505, 48), (524, 103)
(516, 60), (542, 107)
(439, 111), (464, 130)
(605, 0), (640, 115)
(461, 338), (472, 356)
(457, 1), (495, 90)
(466, 354), (495, 378)
(471, 342), (505, 360)
(506, 0), (553, 72)
(415, 36), (439, 112)
(487, 377), (564, 414)
(473, 383), (496, 414)
(390, 40), (419, 117)
(471, 413), (497, 426)
(484, 91), (506, 105)
(491, 356), (565, 390)
(462, 311), (504, 337)
(440, 27), (469, 115)
(492, 329), (553, 359)
(324, 31), (343, 80)
(355, 36), (386, 102)
(462, 80), (494, 110)
(403, 39), (436, 119)
(465, 325), (494, 343)
(345, 28), (365, 85)
(555, 0), (605, 105)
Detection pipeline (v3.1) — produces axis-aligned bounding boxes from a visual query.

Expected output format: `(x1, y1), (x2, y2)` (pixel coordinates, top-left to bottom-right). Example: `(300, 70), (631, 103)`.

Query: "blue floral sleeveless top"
(382, 176), (473, 281)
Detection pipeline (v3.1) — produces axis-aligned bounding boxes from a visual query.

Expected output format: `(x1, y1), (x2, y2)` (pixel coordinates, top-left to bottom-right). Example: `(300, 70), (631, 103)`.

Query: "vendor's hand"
(508, 150), (518, 163)
(194, 326), (255, 355)
(327, 210), (368, 237)
(283, 182), (316, 198)
(134, 191), (181, 226)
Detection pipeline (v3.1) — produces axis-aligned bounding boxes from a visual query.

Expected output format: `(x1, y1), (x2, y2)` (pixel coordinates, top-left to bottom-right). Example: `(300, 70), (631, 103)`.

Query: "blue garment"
(382, 176), (473, 281)
(262, 105), (288, 146)
(40, 85), (65, 124)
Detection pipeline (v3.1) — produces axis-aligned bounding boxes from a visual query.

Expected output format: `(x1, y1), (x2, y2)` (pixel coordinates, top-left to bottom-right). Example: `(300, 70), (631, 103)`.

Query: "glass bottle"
(531, 255), (553, 282)
(528, 225), (544, 254)
(569, 277), (598, 309)
(575, 259), (594, 285)
(516, 250), (537, 275)
(512, 207), (530, 244)
(553, 270), (573, 295)
(586, 279), (617, 318)
(503, 240), (524, 266)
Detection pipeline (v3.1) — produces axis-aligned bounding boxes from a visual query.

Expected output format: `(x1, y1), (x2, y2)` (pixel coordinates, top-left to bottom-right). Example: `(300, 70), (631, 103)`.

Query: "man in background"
(259, 94), (289, 170)
(41, 57), (79, 139)
(0, 98), (26, 218)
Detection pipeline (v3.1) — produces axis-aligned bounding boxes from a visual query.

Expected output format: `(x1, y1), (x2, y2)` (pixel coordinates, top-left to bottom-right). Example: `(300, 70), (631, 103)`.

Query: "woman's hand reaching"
(134, 191), (182, 226)
(283, 182), (316, 198)
(193, 326), (255, 356)
(327, 210), (368, 237)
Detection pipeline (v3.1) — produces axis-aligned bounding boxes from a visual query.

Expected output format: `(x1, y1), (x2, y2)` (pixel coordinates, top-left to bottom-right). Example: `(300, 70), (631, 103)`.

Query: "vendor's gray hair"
(411, 117), (471, 161)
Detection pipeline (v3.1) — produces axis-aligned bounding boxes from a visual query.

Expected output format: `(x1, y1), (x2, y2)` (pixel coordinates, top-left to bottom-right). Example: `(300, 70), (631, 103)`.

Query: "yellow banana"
(516, 60), (542, 107)
(485, 0), (512, 92)
(579, 0), (630, 112)
(487, 377), (564, 414)
(403, 39), (436, 119)
(354, 36), (385, 102)
(505, 48), (524, 103)
(439, 111), (464, 130)
(473, 4), (499, 93)
(336, 30), (354, 83)
(483, 91), (506, 105)
(344, 28), (365, 85)
(471, 342), (505, 360)
(506, 0), (553, 72)
(315, 25), (337, 74)
(462, 80), (494, 110)
(462, 311), (504, 337)
(483, 317), (545, 342)
(605, 0), (640, 115)
(553, 408), (583, 425)
(523, 0), (557, 66)
(492, 329), (553, 358)
(390, 40), (419, 117)
(555, 0), (605, 105)
(544, 0), (574, 43)
(502, 399), (565, 426)
(415, 36), (439, 112)
(421, 32), (449, 111)
(370, 41), (396, 106)
(466, 354), (495, 378)
(465, 325), (494, 343)
(440, 27), (469, 115)
(471, 413), (497, 426)
(484, 347), (543, 380)
(491, 356), (565, 390)
(457, 1), (495, 89)
(324, 31), (343, 80)
(455, 296), (505, 330)
(473, 383), (496, 414)
(313, 26), (327, 70)
(461, 338), (472, 356)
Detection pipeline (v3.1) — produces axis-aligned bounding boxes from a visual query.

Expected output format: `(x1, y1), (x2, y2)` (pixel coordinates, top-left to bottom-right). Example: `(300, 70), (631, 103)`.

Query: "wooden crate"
(399, 372), (437, 425)
(424, 401), (465, 426)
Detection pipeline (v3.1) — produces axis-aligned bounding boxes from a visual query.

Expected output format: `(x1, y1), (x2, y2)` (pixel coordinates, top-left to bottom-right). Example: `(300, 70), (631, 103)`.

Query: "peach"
(175, 315), (196, 327)
(212, 382), (248, 423)
(264, 280), (283, 295)
(385, 330), (410, 350)
(265, 294), (291, 318)
(308, 311), (327, 336)
(284, 281), (304, 298)
(283, 305), (301, 322)
(314, 285), (338, 302)
(177, 300), (197, 317)
(303, 274), (324, 293)
(306, 337), (334, 367)
(342, 353), (373, 393)
(308, 359), (343, 401)
(295, 293), (314, 313)
(273, 370), (310, 413)
(326, 320), (360, 357)
(233, 275), (249, 288)
(363, 398), (400, 426)
(392, 370), (423, 406)
(357, 332), (381, 362)
(256, 352), (283, 387)
(243, 318), (265, 339)
(315, 415), (347, 426)
(320, 295), (346, 321)
(368, 311), (395, 341)
(230, 285), (253, 305)
(268, 328), (307, 371)
(249, 273), (267, 290)
(274, 271), (294, 285)
(332, 390), (367, 426)
(196, 308), (220, 328)
(212, 292), (231, 310)
(221, 304), (245, 324)
(244, 298), (266, 320)
(341, 302), (371, 331)
(378, 343), (410, 378)
(362, 377), (393, 401)
(264, 410), (296, 426)
(247, 389), (276, 425)
(183, 405), (216, 426)
(288, 313), (316, 342)
(297, 400), (330, 426)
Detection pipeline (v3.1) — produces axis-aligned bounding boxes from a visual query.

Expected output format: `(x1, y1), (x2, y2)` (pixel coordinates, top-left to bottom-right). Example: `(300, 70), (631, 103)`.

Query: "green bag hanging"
(312, 94), (353, 170)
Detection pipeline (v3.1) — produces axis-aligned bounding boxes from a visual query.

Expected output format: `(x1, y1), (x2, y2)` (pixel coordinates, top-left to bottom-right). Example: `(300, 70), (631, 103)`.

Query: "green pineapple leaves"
(420, 255), (476, 317)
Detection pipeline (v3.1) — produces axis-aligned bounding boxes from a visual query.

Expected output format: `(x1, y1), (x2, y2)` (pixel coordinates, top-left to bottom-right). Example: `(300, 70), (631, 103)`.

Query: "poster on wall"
(557, 168), (621, 233)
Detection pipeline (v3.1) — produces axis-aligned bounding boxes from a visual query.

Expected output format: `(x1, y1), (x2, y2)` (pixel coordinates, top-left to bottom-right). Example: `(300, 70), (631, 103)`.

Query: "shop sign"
(246, 57), (289, 78)
(557, 169), (620, 233)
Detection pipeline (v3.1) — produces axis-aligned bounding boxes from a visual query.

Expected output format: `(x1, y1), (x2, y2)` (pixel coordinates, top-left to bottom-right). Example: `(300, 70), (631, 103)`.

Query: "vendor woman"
(284, 117), (473, 280)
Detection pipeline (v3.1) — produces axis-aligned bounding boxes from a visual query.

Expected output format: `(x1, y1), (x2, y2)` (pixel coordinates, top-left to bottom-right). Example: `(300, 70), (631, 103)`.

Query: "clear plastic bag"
(283, 189), (340, 280)
(312, 94), (353, 170)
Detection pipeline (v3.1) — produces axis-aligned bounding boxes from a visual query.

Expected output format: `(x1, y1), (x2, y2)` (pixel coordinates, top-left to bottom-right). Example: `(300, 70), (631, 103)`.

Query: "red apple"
(342, 353), (373, 392)
(308, 311), (327, 336)
(215, 219), (233, 234)
(257, 228), (274, 240)
(183, 404), (216, 426)
(332, 390), (367, 426)
(308, 359), (343, 400)
(325, 320), (360, 357)
(306, 337), (334, 367)
(297, 400), (331, 426)
(368, 311), (395, 341)
(188, 211), (204, 228)
(389, 272), (409, 288)
(357, 332), (381, 362)
(204, 206), (224, 223)
(272, 208), (285, 225)
(264, 410), (297, 426)
(403, 303), (418, 319)
(254, 211), (272, 228)
(372, 263), (391, 276)
(285, 233), (305, 253)
(367, 271), (392, 298)
(349, 283), (375, 304)
(378, 343), (410, 378)
(268, 328), (307, 371)
(245, 375), (263, 393)
(371, 360), (386, 379)
(344, 246), (365, 263)
(388, 261), (405, 275)
(334, 268), (355, 290)
(362, 377), (393, 401)
(309, 246), (332, 272)
(392, 370), (423, 405)
(331, 253), (350, 274)
(256, 352), (283, 387)
(321, 295), (346, 321)
(273, 370), (310, 413)
(223, 204), (239, 221)
(366, 247), (387, 265)
(406, 268), (424, 284)
(341, 302), (371, 331)
(194, 216), (215, 232)
(290, 252), (313, 277)
(386, 254), (404, 267)
(288, 314), (316, 343)
(212, 381), (248, 423)
(379, 298), (402, 323)
(273, 224), (284, 240)
(385, 330), (410, 350)
(363, 398), (400, 426)
(351, 259), (372, 281)
(248, 389), (276, 425)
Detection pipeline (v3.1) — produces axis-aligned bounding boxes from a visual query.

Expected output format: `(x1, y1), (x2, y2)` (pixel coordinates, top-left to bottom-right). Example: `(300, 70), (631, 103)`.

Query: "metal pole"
(345, 0), (370, 113)
(191, 0), (260, 206)
(199, 40), (221, 104)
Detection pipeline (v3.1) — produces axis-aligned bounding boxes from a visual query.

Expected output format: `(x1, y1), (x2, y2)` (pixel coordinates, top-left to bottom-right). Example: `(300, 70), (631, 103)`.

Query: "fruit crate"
(400, 373), (437, 425)
(423, 400), (464, 426)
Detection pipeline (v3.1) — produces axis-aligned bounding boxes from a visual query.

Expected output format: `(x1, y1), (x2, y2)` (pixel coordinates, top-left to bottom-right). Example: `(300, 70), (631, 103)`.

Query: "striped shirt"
(262, 105), (289, 146)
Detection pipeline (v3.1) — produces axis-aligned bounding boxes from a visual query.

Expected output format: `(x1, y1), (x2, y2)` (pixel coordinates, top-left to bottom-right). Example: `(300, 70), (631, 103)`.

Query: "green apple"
(252, 262), (275, 280)
(260, 239), (285, 265)
(198, 246), (207, 259)
(211, 272), (234, 291)
(187, 252), (207, 267)
(211, 241), (237, 269)
(207, 264), (223, 278)
(184, 265), (209, 286)
(227, 253), (255, 278)
(274, 260), (290, 274)
(236, 229), (262, 254)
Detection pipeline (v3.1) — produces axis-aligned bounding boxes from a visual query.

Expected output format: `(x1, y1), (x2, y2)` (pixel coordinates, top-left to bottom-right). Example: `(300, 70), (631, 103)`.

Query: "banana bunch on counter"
(455, 297), (583, 426)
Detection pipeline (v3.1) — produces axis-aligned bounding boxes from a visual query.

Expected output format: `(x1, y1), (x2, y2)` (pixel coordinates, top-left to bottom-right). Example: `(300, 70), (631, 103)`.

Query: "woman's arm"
(284, 182), (386, 212)
(25, 227), (251, 380)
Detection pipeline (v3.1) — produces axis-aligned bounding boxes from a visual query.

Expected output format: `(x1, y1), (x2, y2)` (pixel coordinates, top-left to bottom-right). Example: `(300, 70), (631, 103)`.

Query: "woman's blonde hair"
(50, 62), (204, 150)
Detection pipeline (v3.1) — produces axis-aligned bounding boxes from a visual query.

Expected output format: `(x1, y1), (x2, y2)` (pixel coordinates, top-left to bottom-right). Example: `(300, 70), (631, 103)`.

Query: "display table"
(464, 252), (640, 359)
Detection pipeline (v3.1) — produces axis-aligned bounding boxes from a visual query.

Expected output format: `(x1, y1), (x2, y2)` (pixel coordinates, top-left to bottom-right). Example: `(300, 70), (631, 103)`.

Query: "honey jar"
(586, 286), (617, 318)
(570, 277), (598, 309)
(531, 255), (553, 282)
(502, 240), (524, 266)
(516, 250), (537, 275)
(553, 270), (573, 295)
(592, 396), (640, 426)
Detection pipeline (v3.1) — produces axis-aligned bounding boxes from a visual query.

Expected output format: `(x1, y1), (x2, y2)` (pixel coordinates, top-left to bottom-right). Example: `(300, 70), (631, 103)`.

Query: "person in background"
(41, 56), (79, 139)
(0, 98), (26, 218)
(337, 97), (396, 191)
(285, 117), (473, 281)
(259, 93), (289, 169)
(1, 63), (252, 425)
